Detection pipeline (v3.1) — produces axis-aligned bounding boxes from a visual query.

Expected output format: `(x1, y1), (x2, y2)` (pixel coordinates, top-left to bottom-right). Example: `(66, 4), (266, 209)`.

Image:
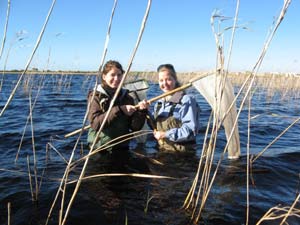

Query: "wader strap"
(155, 102), (178, 118)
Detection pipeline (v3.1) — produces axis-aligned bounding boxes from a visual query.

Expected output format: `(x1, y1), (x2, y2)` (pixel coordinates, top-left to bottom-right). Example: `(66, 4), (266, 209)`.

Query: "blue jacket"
(153, 91), (200, 143)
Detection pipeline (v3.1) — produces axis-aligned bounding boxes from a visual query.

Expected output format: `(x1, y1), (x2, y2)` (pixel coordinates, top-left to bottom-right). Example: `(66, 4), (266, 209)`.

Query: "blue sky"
(0, 0), (299, 73)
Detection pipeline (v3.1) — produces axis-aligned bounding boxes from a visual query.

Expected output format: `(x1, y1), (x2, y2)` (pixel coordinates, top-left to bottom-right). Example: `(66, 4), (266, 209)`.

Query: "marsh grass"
(15, 69), (300, 103)
(229, 72), (300, 101)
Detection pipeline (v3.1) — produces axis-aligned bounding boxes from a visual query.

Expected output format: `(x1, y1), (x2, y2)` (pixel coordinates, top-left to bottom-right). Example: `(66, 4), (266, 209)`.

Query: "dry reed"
(0, 0), (57, 117)
(256, 203), (300, 225)
(251, 116), (300, 163)
(28, 91), (39, 201)
(0, 0), (10, 61)
(183, 4), (243, 222)
(181, 1), (296, 224)
(46, 142), (69, 164)
(7, 202), (11, 225)
(67, 173), (178, 185)
(27, 155), (35, 201)
(46, 1), (153, 225)
(55, 0), (120, 223)
(45, 0), (120, 220)
(70, 130), (153, 168)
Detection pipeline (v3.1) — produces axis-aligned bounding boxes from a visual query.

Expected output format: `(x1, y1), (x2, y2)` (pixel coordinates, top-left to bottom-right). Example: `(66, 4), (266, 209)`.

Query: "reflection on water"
(0, 74), (300, 224)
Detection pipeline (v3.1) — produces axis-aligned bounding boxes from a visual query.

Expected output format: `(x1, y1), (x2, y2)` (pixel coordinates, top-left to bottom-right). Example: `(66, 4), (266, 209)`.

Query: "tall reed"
(0, 0), (56, 117)
(182, 1), (297, 224)
(0, 0), (11, 61)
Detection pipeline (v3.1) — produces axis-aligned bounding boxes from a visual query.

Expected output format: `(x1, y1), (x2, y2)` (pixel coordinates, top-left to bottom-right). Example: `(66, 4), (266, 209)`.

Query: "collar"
(168, 91), (184, 103)
(95, 84), (127, 98)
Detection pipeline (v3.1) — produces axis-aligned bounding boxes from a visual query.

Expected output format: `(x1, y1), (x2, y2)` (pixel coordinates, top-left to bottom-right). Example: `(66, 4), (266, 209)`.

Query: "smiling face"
(102, 66), (123, 89)
(158, 70), (176, 93)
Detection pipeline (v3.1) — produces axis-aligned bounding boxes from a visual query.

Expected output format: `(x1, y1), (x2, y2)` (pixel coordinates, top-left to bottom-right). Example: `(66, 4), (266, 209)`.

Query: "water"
(0, 73), (300, 225)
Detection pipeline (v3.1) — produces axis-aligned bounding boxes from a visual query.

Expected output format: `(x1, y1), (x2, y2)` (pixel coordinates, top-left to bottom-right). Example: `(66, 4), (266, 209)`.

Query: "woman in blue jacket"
(152, 64), (200, 152)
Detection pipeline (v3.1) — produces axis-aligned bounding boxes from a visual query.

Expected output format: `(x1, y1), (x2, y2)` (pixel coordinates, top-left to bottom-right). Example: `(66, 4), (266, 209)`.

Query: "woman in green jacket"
(87, 60), (148, 153)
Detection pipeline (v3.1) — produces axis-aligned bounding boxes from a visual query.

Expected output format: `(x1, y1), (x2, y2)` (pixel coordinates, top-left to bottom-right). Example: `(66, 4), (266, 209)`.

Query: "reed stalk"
(183, 16), (221, 222)
(71, 0), (119, 142)
(256, 204), (300, 224)
(27, 155), (35, 201)
(0, 0), (56, 117)
(246, 87), (251, 225)
(15, 75), (45, 162)
(144, 191), (156, 214)
(225, 0), (239, 72)
(28, 90), (39, 201)
(0, 0), (10, 61)
(46, 142), (69, 164)
(70, 130), (152, 168)
(67, 173), (178, 185)
(280, 193), (300, 225)
(0, 168), (27, 176)
(46, 1), (119, 223)
(239, 2), (292, 224)
(0, 31), (26, 92)
(186, 8), (240, 222)
(52, 1), (153, 224)
(233, 2), (291, 224)
(184, 0), (292, 223)
(133, 151), (163, 166)
(251, 116), (300, 163)
(7, 202), (11, 225)
(183, 112), (212, 210)
(58, 1), (119, 223)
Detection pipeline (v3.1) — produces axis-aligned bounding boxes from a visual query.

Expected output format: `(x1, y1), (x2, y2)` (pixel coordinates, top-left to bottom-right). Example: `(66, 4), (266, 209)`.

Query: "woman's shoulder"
(87, 88), (109, 103)
(181, 93), (196, 103)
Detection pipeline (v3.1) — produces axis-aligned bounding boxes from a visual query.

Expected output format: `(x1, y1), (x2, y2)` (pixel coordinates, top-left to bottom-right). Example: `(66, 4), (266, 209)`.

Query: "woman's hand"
(137, 99), (149, 110)
(153, 130), (166, 140)
(120, 105), (137, 116)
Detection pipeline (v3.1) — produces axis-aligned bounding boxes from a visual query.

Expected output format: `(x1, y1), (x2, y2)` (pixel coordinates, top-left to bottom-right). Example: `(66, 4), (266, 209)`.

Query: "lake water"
(0, 73), (300, 225)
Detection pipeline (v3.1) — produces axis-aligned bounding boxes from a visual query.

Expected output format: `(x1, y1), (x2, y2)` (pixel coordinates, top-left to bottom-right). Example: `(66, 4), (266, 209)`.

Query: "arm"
(129, 98), (148, 131)
(130, 109), (147, 131)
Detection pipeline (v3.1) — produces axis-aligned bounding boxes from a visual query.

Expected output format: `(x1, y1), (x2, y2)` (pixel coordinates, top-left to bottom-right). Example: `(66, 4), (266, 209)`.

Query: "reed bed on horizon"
(136, 71), (300, 89)
(8, 69), (300, 103)
(134, 71), (300, 103)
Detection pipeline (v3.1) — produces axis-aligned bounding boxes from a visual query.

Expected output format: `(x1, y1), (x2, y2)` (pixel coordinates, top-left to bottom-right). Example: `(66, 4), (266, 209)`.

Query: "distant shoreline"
(0, 71), (100, 75)
(1, 70), (299, 77)
(1, 70), (300, 92)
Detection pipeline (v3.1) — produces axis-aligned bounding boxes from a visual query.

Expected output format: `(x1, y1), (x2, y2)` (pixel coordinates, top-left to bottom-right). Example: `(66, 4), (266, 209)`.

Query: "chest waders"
(88, 114), (130, 151)
(155, 102), (195, 152)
